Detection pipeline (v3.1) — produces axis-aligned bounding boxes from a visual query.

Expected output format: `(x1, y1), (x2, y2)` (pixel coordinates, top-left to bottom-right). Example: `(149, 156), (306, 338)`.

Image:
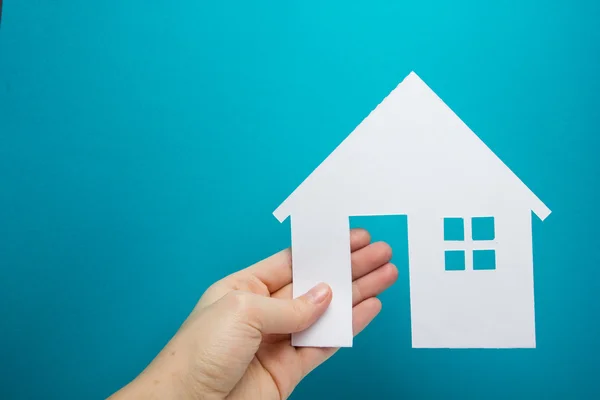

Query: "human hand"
(110, 229), (397, 399)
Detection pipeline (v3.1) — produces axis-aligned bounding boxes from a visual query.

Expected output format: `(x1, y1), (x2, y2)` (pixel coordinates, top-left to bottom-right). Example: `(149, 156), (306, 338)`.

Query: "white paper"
(274, 71), (550, 348)
(290, 212), (353, 347)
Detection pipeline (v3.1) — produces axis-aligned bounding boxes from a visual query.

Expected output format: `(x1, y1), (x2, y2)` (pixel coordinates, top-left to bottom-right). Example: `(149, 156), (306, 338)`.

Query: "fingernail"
(307, 283), (330, 304)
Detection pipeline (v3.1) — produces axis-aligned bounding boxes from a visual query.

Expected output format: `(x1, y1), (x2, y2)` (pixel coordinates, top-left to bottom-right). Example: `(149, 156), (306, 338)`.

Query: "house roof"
(274, 72), (551, 222)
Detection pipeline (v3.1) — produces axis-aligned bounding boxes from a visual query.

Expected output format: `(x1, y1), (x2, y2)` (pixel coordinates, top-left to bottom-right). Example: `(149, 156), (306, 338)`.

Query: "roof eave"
(273, 200), (291, 223)
(531, 198), (551, 221)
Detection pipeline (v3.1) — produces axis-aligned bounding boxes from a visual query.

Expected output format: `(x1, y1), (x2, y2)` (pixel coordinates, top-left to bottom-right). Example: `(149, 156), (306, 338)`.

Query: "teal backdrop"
(1, 1), (598, 399)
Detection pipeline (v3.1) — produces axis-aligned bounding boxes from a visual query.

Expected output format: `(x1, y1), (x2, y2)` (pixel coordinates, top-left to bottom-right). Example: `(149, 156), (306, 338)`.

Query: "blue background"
(1, 1), (598, 399)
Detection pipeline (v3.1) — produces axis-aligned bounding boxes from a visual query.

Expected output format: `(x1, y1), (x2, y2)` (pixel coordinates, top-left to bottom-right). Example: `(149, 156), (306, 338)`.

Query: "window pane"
(444, 217), (464, 241)
(472, 216), (495, 240)
(445, 250), (465, 271)
(473, 250), (496, 270)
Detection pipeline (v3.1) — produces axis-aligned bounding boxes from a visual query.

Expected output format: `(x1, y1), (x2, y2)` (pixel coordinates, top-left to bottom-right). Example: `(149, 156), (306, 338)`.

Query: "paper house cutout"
(273, 72), (551, 349)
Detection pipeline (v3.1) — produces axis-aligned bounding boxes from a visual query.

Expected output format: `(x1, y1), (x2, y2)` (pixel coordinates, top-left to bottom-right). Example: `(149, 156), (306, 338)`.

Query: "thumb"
(231, 283), (332, 335)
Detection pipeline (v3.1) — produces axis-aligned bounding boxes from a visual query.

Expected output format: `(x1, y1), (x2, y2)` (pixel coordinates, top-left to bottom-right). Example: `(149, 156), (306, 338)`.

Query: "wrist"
(110, 353), (206, 400)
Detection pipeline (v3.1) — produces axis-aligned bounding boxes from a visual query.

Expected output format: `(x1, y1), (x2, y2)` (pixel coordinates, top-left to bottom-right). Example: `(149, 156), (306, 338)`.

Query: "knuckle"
(227, 276), (248, 292)
(222, 291), (263, 331)
(223, 290), (251, 314)
(291, 299), (311, 332)
(223, 274), (269, 296)
(245, 274), (269, 295)
(204, 280), (226, 296)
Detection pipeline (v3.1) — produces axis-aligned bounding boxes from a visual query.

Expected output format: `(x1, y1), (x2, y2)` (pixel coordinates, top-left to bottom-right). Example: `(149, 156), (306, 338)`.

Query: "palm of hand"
(190, 229), (397, 400)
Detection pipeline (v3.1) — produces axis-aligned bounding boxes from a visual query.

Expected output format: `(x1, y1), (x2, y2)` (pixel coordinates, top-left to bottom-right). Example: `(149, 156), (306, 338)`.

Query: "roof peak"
(274, 72), (550, 222)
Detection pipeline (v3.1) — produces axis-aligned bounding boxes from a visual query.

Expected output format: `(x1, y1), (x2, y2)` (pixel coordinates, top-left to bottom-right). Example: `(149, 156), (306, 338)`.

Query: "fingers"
(271, 241), (393, 301)
(352, 297), (383, 335)
(351, 241), (392, 280)
(242, 228), (371, 294)
(297, 297), (383, 376)
(352, 263), (398, 306)
(265, 260), (397, 344)
(223, 283), (333, 335)
(241, 248), (293, 293)
(195, 229), (372, 312)
(351, 228), (373, 251)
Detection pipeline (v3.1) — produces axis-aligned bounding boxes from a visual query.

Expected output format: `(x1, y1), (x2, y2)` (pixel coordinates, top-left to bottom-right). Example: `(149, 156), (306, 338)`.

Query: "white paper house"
(273, 72), (551, 349)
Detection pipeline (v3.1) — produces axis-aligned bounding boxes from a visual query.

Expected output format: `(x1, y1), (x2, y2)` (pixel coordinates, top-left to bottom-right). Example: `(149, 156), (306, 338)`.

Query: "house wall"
(408, 209), (536, 348)
(290, 212), (353, 347)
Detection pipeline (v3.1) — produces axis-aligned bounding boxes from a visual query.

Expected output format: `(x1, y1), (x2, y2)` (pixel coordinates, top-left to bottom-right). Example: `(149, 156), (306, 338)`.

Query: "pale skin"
(110, 229), (398, 399)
